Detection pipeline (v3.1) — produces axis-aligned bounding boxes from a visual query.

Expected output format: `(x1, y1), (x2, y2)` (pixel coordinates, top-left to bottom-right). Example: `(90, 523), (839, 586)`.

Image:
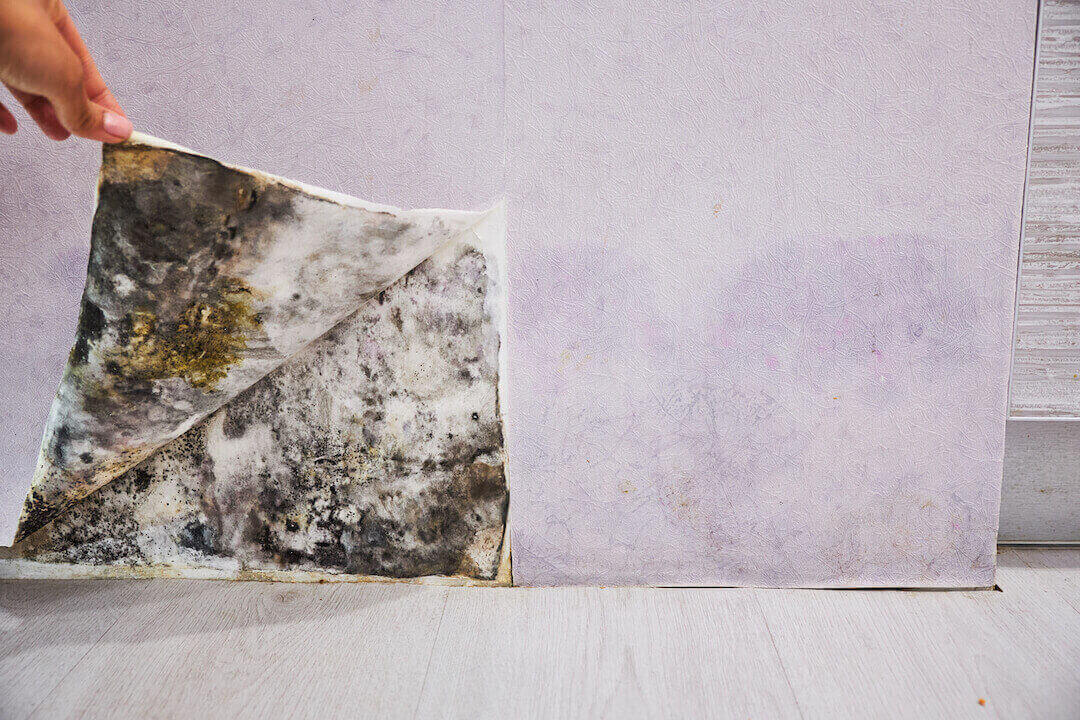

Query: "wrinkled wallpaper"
(0, 1), (1038, 587)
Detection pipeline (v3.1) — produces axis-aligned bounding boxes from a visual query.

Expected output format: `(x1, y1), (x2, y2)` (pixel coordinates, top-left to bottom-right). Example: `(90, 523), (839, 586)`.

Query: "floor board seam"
(20, 580), (151, 720)
(752, 592), (807, 720)
(411, 588), (451, 720)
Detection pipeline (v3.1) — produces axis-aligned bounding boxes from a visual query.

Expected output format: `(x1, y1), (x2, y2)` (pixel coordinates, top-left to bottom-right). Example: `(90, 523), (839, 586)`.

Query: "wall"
(0, 2), (1045, 578)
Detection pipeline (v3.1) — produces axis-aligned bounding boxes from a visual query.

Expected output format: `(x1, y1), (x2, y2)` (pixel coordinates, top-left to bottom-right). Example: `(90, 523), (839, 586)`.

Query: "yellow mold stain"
(111, 278), (263, 391)
(100, 144), (174, 184)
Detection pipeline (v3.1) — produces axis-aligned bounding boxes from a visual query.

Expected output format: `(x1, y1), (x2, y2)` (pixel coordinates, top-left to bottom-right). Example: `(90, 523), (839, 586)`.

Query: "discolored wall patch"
(18, 241), (509, 581)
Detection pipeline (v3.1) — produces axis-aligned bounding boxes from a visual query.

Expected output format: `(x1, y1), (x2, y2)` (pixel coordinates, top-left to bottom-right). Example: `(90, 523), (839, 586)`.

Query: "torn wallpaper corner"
(7, 134), (510, 584)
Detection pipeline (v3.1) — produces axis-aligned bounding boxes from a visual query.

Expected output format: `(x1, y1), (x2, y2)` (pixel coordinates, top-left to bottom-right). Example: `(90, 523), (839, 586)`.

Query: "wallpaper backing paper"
(0, 1), (1038, 587)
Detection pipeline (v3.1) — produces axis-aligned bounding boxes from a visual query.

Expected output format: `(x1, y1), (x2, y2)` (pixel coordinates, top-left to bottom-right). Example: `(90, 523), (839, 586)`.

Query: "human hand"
(0, 0), (131, 142)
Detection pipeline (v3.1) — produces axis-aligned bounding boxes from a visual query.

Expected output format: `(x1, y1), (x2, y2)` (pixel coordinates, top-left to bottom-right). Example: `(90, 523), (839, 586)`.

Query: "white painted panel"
(1003, 0), (1080, 542)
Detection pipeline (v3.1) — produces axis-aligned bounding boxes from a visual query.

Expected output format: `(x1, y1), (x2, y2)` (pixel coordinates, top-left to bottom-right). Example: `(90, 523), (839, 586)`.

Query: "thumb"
(49, 81), (132, 142)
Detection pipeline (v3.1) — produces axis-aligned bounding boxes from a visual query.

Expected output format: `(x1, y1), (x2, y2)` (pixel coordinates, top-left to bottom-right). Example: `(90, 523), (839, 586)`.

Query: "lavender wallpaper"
(502, 1), (1035, 586)
(0, 1), (1036, 586)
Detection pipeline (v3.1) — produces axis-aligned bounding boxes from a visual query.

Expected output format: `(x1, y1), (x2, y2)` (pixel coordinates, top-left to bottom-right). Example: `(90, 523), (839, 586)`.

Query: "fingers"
(5, 77), (130, 144)
(46, 77), (131, 142)
(47, 0), (125, 115)
(0, 0), (131, 142)
(0, 100), (16, 134)
(5, 84), (69, 140)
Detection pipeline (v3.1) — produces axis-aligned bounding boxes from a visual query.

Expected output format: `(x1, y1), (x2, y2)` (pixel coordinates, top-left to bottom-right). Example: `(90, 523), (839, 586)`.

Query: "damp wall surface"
(502, 1), (1035, 585)
(0, 1), (1039, 585)
(0, 0), (507, 543)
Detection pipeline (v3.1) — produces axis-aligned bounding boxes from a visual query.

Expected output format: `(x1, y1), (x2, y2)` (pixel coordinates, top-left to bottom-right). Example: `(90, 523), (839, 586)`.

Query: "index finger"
(46, 0), (125, 115)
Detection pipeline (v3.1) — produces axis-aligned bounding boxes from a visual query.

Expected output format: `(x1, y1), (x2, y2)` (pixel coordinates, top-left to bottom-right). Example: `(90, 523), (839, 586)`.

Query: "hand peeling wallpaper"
(0, 1), (1037, 587)
(7, 136), (510, 583)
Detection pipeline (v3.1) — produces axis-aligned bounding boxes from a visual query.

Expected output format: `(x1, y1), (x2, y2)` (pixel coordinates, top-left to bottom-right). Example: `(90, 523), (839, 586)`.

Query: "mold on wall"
(9, 136), (509, 583)
(13, 136), (485, 544)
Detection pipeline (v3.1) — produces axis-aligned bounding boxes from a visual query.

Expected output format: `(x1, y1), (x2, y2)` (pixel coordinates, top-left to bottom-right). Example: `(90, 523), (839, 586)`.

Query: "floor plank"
(953, 548), (1080, 720)
(414, 586), (801, 720)
(755, 548), (1080, 720)
(23, 580), (449, 720)
(2, 550), (1077, 720)
(0, 579), (149, 720)
(997, 546), (1080, 616)
(756, 586), (999, 719)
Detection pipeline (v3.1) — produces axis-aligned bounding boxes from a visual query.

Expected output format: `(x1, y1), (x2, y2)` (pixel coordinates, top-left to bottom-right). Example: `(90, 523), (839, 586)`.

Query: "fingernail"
(102, 111), (133, 139)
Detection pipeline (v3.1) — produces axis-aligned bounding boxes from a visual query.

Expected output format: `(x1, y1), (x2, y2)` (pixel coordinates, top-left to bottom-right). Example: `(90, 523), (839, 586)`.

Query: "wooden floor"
(0, 547), (1076, 720)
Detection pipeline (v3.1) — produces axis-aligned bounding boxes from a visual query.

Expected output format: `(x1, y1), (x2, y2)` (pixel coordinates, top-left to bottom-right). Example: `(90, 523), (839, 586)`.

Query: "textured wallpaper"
(503, 1), (1036, 586)
(0, 1), (1036, 586)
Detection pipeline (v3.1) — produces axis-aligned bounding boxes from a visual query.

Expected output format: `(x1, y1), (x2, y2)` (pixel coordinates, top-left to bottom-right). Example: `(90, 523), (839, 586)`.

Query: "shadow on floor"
(0, 576), (438, 658)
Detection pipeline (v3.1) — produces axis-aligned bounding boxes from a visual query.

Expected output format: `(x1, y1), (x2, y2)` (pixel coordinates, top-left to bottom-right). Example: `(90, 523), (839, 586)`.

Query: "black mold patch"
(176, 520), (216, 555)
(15, 142), (311, 540)
(70, 299), (105, 365)
(24, 241), (508, 580)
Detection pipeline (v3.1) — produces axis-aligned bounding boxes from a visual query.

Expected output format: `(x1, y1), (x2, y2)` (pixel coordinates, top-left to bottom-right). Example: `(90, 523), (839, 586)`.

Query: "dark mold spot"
(176, 520), (215, 555)
(221, 405), (249, 439)
(45, 423), (72, 467)
(132, 466), (154, 492)
(15, 491), (57, 543)
(70, 299), (106, 365)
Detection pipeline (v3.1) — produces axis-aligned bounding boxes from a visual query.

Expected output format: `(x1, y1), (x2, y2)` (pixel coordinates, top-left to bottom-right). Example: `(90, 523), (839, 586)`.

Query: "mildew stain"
(20, 241), (509, 581)
(99, 144), (174, 184)
(107, 277), (264, 391)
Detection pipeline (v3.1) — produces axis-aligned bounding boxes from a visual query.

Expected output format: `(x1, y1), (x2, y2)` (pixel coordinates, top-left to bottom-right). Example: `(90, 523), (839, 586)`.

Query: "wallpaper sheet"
(8, 135), (510, 583)
(0, 1), (1037, 587)
(503, 1), (1036, 587)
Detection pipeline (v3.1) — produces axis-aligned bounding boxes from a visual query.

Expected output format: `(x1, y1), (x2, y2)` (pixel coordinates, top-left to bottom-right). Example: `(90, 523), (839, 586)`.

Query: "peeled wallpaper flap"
(12, 208), (510, 582)
(11, 133), (488, 544)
